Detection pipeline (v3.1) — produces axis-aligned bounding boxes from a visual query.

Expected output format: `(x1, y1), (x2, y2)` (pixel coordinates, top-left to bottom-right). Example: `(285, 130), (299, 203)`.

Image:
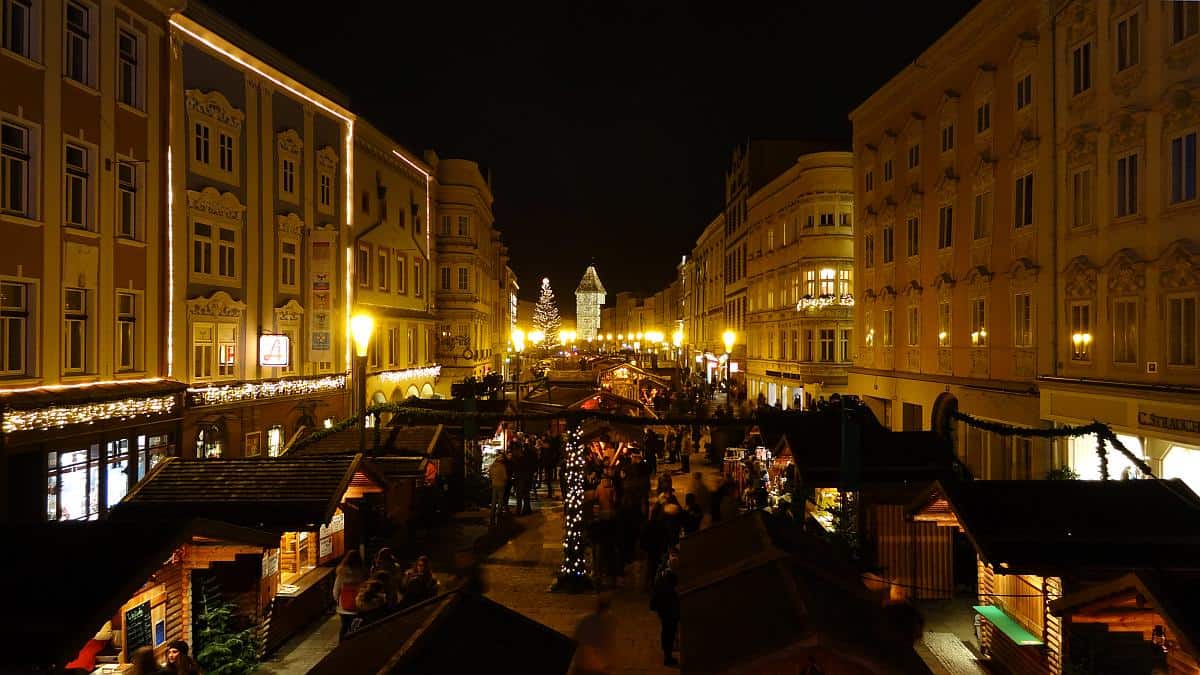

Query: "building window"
(457, 214), (470, 236)
(840, 329), (851, 362)
(2, 0), (33, 58)
(193, 122), (210, 166)
(0, 281), (27, 375)
(819, 329), (835, 362)
(1168, 296), (1197, 366)
(1070, 302), (1092, 361)
(937, 206), (953, 249)
(191, 221), (237, 281)
(1115, 152), (1138, 217)
(840, 212), (851, 227)
(0, 121), (30, 217)
(804, 269), (816, 297)
(864, 234), (875, 268)
(976, 101), (991, 133)
(440, 266), (450, 291)
(883, 159), (893, 182)
(458, 267), (469, 291)
(864, 310), (873, 346)
(838, 269), (852, 296)
(396, 254), (408, 295)
(378, 249), (389, 292)
(63, 287), (86, 373)
(192, 322), (236, 381)
(907, 306), (919, 346)
(64, 1), (90, 85)
(805, 214), (814, 229)
(970, 298), (987, 346)
(280, 157), (296, 197)
(408, 326), (417, 365)
(387, 326), (400, 367)
(357, 244), (370, 288)
(64, 143), (89, 229)
(266, 425), (284, 457)
(1072, 42), (1092, 95)
(882, 225), (895, 263)
(1113, 298), (1138, 364)
(819, 212), (834, 227)
(1015, 73), (1032, 110)
(280, 240), (298, 290)
(865, 170), (874, 192)
(905, 217), (919, 257)
(882, 310), (894, 347)
(907, 144), (920, 169)
(414, 260), (423, 297)
(938, 301), (951, 347)
(116, 161), (137, 238)
(1171, 132), (1197, 204)
(802, 329), (813, 361)
(217, 226), (236, 279)
(47, 445), (108, 521)
(941, 124), (954, 153)
(319, 173), (333, 210)
(439, 214), (451, 235)
(1116, 11), (1140, 71)
(1071, 168), (1092, 227)
(1013, 173), (1033, 228)
(973, 191), (992, 239)
(117, 291), (136, 371)
(1013, 293), (1033, 348)
(1174, 1), (1199, 44)
(117, 28), (140, 108)
(196, 424), (222, 459)
(819, 268), (835, 296)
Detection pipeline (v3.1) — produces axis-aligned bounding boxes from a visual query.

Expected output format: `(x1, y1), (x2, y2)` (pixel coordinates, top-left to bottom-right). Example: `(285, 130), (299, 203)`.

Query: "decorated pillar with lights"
(553, 415), (592, 592)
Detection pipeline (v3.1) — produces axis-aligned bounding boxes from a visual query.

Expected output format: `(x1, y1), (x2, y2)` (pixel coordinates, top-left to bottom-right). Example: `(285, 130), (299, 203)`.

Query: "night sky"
(204, 0), (979, 301)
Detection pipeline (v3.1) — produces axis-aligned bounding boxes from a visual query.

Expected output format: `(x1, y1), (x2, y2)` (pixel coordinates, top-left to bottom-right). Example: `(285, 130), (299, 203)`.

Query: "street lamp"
(350, 313), (375, 452)
(722, 329), (736, 392)
(511, 328), (525, 407)
(672, 329), (683, 375)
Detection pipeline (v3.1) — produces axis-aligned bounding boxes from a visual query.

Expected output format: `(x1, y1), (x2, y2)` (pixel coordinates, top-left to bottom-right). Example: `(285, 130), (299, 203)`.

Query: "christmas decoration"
(552, 419), (592, 592)
(194, 575), (260, 675)
(533, 277), (562, 348)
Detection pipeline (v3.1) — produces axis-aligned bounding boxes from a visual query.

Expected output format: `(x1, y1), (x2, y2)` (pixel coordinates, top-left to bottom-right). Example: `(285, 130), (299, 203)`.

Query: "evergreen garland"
(194, 576), (260, 675)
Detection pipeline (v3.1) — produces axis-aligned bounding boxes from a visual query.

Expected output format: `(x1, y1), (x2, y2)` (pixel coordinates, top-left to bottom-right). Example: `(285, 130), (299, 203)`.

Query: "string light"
(557, 424), (591, 583)
(188, 374), (346, 407)
(377, 365), (442, 383)
(3, 394), (178, 433)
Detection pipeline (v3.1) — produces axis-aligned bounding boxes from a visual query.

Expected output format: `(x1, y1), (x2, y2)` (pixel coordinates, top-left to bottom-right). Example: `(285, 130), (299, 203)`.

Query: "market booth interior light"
(350, 314), (375, 358)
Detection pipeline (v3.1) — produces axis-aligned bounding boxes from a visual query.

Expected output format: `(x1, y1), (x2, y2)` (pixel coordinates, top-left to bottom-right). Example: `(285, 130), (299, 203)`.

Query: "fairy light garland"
(555, 421), (592, 589)
(376, 365), (441, 384)
(2, 394), (178, 433)
(188, 374), (346, 407)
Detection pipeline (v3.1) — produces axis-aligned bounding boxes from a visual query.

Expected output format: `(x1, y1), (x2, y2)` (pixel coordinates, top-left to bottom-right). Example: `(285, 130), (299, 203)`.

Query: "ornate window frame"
(277, 213), (303, 294)
(316, 146), (338, 216)
(273, 298), (304, 376)
(187, 187), (244, 288)
(185, 90), (243, 186)
(187, 291), (246, 383)
(277, 129), (302, 205)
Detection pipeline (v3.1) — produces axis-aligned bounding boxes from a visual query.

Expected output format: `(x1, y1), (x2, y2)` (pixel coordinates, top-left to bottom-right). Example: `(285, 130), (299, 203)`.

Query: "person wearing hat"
(163, 640), (202, 674)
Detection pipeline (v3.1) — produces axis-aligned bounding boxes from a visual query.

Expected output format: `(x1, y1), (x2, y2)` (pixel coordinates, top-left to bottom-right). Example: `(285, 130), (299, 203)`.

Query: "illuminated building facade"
(352, 120), (439, 403)
(745, 151), (855, 410)
(574, 265), (606, 341)
(0, 0), (183, 520)
(167, 4), (353, 459)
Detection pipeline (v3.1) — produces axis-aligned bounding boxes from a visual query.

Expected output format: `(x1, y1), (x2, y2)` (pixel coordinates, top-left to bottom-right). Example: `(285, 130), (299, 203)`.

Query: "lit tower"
(574, 265), (606, 341)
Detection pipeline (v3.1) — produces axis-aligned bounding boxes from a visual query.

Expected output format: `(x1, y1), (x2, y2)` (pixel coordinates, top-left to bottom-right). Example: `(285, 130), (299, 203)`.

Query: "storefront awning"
(973, 605), (1043, 646)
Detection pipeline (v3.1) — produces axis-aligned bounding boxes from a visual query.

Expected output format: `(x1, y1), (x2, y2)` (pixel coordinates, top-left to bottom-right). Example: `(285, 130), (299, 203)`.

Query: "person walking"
(651, 547), (682, 667)
(489, 452), (509, 526)
(332, 551), (366, 641)
(573, 595), (617, 675)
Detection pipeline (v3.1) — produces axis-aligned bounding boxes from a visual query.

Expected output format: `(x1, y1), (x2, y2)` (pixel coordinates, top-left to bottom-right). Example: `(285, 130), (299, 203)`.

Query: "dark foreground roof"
(293, 423), (459, 458)
(309, 589), (574, 675)
(0, 519), (276, 669)
(111, 454), (383, 531)
(913, 479), (1200, 574)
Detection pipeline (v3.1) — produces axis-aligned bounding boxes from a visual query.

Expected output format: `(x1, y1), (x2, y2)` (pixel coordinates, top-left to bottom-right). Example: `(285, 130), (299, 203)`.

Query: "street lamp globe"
(351, 314), (375, 357)
(722, 329), (736, 354)
(511, 327), (526, 353)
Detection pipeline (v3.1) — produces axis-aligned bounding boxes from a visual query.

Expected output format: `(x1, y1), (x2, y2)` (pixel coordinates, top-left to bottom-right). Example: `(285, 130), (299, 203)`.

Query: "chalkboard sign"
(124, 601), (153, 652)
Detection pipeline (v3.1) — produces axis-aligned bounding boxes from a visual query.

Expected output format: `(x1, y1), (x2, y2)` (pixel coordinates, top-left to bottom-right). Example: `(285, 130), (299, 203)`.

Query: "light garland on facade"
(796, 293), (855, 311)
(188, 374), (346, 407)
(557, 424), (591, 582)
(376, 364), (441, 384)
(2, 394), (178, 433)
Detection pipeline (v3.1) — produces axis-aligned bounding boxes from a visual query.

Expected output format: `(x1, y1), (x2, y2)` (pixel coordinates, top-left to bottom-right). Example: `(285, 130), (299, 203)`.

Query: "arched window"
(196, 424), (223, 459)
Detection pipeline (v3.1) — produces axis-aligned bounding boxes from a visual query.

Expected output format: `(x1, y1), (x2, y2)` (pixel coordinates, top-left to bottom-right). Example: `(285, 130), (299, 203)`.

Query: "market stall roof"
(0, 518), (276, 670)
(394, 398), (517, 434)
(1049, 570), (1200, 659)
(597, 361), (670, 387)
(368, 456), (430, 483)
(293, 423), (459, 458)
(309, 589), (575, 675)
(679, 511), (930, 675)
(910, 479), (1200, 575)
(110, 454), (386, 531)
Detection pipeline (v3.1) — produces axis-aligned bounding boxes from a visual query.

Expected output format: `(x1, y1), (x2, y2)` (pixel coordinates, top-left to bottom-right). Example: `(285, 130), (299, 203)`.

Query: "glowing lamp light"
(617, 333), (624, 341)
(672, 330), (683, 348)
(350, 314), (375, 358)
(723, 330), (736, 354)
(636, 332), (644, 340)
(938, 331), (948, 342)
(529, 329), (545, 346)
(607, 333), (614, 341)
(511, 328), (526, 353)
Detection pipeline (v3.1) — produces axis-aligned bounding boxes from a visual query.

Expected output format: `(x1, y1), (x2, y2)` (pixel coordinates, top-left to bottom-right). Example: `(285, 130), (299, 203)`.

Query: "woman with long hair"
(333, 550), (366, 641)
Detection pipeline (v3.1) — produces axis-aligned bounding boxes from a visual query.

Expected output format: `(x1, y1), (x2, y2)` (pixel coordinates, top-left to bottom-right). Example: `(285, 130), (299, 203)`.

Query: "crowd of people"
(488, 430), (564, 524)
(332, 547), (440, 641)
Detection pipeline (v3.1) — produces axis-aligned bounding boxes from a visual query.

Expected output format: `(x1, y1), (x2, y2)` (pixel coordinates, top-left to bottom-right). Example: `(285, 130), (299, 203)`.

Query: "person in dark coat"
(651, 547), (681, 666)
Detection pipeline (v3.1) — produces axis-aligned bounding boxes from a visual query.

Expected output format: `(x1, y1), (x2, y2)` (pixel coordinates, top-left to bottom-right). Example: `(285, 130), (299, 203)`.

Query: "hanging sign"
(259, 334), (291, 367)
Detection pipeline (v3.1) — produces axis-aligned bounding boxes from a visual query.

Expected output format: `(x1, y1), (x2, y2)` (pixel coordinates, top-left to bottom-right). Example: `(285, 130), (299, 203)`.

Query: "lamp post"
(511, 328), (525, 408)
(672, 329), (683, 381)
(350, 313), (375, 453)
(723, 329), (736, 393)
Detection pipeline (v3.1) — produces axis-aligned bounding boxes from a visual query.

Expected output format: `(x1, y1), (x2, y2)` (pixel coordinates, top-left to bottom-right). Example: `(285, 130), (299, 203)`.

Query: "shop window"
(1069, 433), (1145, 480)
(196, 424), (223, 459)
(136, 433), (174, 481)
(47, 444), (102, 521)
(1163, 445), (1200, 494)
(266, 425), (284, 457)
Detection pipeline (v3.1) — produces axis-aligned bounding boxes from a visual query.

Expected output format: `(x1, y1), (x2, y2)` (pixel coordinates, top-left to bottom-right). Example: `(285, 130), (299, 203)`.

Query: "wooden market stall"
(109, 454), (387, 653)
(910, 479), (1200, 675)
(0, 518), (277, 673)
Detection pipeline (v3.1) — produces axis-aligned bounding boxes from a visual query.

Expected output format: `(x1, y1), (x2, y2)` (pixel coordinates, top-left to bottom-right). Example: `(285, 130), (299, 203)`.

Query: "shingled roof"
(110, 454), (385, 531)
(911, 479), (1200, 575)
(293, 424), (459, 458)
(575, 265), (606, 295)
(0, 519), (276, 669)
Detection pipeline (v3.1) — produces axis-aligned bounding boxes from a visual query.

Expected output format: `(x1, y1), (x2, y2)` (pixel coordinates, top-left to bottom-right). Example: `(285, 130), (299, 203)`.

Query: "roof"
(111, 454), (385, 531)
(294, 424), (460, 458)
(575, 265), (606, 295)
(741, 139), (850, 194)
(1050, 571), (1200, 659)
(679, 511), (930, 675)
(309, 589), (575, 675)
(911, 479), (1200, 575)
(369, 456), (430, 483)
(0, 378), (187, 410)
(0, 519), (276, 669)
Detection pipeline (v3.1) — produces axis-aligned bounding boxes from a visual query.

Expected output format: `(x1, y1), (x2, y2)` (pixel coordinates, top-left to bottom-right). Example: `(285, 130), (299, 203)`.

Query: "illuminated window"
(192, 322), (237, 382)
(266, 425), (284, 457)
(63, 288), (87, 373)
(0, 281), (26, 375)
(196, 424), (223, 459)
(970, 298), (987, 346)
(117, 291), (136, 371)
(1070, 302), (1092, 361)
(938, 302), (951, 347)
(819, 268), (835, 296)
(47, 444), (109, 521)
(1013, 293), (1033, 348)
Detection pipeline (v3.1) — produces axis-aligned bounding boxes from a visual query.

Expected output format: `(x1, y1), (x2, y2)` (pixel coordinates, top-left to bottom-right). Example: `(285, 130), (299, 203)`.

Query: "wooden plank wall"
(868, 504), (953, 600)
(1043, 576), (1063, 675)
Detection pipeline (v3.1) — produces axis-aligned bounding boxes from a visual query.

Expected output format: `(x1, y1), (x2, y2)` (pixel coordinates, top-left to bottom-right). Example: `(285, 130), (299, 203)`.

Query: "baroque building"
(574, 264), (605, 341)
(745, 151), (854, 410)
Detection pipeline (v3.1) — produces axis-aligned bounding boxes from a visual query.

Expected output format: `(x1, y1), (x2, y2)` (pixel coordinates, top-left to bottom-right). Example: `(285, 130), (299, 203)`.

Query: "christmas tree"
(533, 277), (561, 348)
(194, 575), (260, 675)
